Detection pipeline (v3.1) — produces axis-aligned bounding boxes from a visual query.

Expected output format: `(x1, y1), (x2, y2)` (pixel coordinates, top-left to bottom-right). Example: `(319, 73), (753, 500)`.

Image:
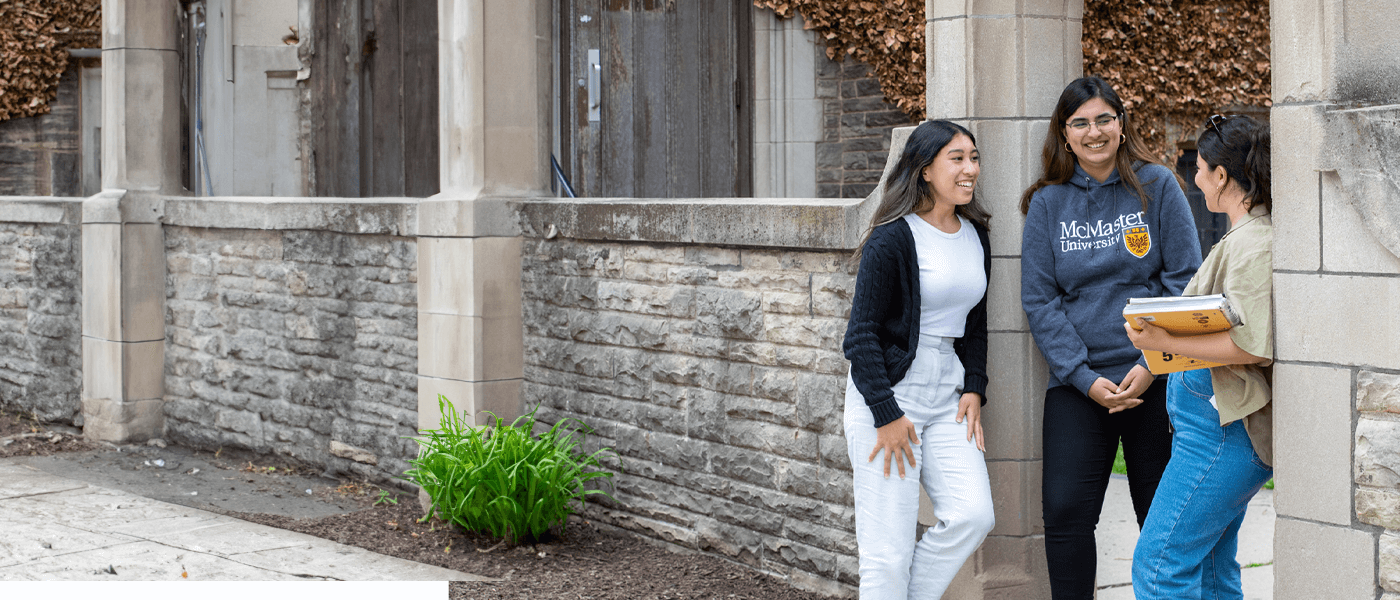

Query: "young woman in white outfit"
(842, 120), (996, 599)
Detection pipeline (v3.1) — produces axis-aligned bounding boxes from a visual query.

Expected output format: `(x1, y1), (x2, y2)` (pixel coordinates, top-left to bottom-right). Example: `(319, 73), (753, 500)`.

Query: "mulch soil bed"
(0, 409), (99, 458)
(232, 499), (836, 600)
(0, 409), (838, 599)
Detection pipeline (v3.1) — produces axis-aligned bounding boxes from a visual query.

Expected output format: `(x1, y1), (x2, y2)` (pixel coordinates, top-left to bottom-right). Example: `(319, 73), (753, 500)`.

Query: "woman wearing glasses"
(1127, 114), (1273, 599)
(1019, 76), (1201, 599)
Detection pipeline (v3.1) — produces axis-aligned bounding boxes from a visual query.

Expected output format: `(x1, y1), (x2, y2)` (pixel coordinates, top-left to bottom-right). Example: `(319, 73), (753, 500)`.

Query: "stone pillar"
(81, 0), (182, 442)
(1270, 1), (1400, 598)
(415, 0), (547, 434)
(924, 1), (1083, 597)
(752, 10), (821, 198)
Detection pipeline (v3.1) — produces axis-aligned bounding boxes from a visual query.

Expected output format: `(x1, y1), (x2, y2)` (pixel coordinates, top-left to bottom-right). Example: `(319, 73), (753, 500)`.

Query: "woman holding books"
(1126, 115), (1273, 600)
(843, 119), (995, 599)
(1019, 76), (1202, 600)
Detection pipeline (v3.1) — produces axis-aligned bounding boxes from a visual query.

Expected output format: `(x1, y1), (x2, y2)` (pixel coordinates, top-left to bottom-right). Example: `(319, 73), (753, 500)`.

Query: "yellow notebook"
(1122, 294), (1241, 375)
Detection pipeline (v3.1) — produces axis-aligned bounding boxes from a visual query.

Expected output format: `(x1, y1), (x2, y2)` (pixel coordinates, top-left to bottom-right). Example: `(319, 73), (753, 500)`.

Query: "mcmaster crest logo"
(1124, 225), (1151, 258)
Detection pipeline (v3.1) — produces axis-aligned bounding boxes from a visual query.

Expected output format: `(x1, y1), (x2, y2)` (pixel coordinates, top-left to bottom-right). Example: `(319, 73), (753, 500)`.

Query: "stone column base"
(81, 397), (164, 443)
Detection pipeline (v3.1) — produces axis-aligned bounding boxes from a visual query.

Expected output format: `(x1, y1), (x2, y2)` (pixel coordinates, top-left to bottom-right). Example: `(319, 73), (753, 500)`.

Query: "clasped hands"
(1088, 363), (1154, 413)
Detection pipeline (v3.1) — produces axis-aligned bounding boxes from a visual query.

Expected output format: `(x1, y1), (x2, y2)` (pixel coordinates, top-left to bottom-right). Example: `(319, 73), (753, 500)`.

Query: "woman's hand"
(1106, 364), (1155, 405)
(955, 392), (985, 452)
(1124, 318), (1173, 352)
(1088, 377), (1143, 413)
(870, 416), (920, 479)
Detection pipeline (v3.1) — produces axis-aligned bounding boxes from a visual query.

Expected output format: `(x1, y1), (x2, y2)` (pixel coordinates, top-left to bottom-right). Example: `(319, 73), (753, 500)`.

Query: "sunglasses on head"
(1206, 114), (1230, 137)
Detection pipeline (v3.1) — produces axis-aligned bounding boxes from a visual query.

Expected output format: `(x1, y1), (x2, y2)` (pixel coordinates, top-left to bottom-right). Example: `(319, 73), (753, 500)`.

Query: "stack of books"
(1122, 294), (1241, 374)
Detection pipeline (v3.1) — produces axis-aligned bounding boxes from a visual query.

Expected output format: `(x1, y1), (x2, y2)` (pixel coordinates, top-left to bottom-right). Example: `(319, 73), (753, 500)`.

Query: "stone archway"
(927, 1), (1400, 598)
(1269, 2), (1400, 599)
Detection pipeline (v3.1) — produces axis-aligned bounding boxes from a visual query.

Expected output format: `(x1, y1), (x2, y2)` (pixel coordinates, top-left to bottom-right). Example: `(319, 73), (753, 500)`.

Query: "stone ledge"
(163, 197), (419, 236)
(518, 125), (916, 250)
(518, 196), (878, 251)
(0, 197), (84, 224)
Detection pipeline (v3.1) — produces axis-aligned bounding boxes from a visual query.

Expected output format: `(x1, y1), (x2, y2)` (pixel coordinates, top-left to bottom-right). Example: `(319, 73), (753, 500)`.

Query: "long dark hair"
(1019, 76), (1173, 214)
(852, 120), (992, 264)
(1198, 115), (1271, 214)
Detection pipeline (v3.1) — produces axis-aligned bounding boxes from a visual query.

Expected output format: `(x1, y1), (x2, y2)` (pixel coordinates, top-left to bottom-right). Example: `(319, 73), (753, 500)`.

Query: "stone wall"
(0, 66), (81, 196)
(521, 236), (858, 595)
(163, 226), (420, 482)
(816, 58), (916, 199)
(0, 206), (82, 422)
(1270, 1), (1400, 597)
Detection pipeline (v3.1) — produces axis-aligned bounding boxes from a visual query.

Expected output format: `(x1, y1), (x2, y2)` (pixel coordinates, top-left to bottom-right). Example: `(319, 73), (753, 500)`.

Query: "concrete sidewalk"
(1095, 474), (1275, 599)
(0, 461), (488, 581)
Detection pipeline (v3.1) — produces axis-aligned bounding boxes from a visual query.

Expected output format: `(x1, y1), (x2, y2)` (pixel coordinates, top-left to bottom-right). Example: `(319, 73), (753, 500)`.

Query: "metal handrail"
(550, 154), (577, 198)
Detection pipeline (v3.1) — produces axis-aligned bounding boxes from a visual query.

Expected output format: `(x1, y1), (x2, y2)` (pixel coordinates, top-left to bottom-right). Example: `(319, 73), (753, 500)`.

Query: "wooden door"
(308, 0), (439, 198)
(559, 0), (753, 198)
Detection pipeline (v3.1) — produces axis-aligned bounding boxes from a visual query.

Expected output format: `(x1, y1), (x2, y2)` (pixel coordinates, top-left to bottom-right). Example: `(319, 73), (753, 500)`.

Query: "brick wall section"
(163, 226), (419, 482)
(0, 222), (81, 421)
(0, 67), (81, 196)
(521, 237), (859, 593)
(816, 58), (916, 199)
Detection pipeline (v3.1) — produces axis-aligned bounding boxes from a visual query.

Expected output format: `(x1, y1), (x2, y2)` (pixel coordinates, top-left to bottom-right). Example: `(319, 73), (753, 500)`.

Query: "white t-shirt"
(903, 213), (986, 338)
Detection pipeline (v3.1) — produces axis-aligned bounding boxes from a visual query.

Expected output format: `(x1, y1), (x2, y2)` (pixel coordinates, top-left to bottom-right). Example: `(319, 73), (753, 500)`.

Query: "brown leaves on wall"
(1084, 0), (1271, 158)
(753, 0), (926, 121)
(754, 0), (1271, 159)
(0, 1), (100, 121)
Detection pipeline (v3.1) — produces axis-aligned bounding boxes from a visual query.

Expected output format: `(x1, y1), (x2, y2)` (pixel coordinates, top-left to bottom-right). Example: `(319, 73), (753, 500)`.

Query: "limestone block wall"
(1271, 1), (1400, 597)
(161, 204), (420, 482)
(0, 200), (83, 422)
(520, 234), (859, 594)
(0, 67), (82, 197)
(816, 58), (916, 199)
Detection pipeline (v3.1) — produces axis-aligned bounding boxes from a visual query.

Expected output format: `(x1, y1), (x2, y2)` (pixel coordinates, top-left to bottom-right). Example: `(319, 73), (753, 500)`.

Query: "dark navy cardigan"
(842, 217), (991, 428)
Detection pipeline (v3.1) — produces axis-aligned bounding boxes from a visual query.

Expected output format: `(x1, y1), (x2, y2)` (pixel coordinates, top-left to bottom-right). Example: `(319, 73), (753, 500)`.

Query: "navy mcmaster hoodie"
(1021, 162), (1202, 394)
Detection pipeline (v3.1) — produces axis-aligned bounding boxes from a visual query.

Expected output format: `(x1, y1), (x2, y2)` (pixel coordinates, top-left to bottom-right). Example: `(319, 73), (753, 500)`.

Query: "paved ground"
(0, 443), (1275, 593)
(1096, 474), (1274, 599)
(0, 459), (489, 582)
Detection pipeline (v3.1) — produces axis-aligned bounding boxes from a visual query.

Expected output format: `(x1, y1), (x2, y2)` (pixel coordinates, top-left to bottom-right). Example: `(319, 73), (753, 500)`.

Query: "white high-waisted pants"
(844, 335), (995, 600)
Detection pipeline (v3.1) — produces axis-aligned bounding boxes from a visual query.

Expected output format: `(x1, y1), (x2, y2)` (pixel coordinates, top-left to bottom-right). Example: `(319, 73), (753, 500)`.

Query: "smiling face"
(922, 133), (979, 208)
(1194, 153), (1219, 212)
(1064, 97), (1121, 180)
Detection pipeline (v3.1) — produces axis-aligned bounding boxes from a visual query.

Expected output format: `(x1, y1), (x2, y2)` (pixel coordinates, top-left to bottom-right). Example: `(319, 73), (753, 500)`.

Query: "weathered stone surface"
(695, 288), (764, 340)
(81, 397), (164, 442)
(1382, 532), (1400, 593)
(0, 222), (82, 423)
(329, 440), (380, 466)
(696, 517), (763, 566)
(1275, 517), (1378, 600)
(1361, 371), (1400, 414)
(1358, 487), (1400, 530)
(524, 237), (856, 574)
(764, 535), (839, 578)
(163, 227), (418, 482)
(1357, 416), (1400, 488)
(1323, 107), (1400, 263)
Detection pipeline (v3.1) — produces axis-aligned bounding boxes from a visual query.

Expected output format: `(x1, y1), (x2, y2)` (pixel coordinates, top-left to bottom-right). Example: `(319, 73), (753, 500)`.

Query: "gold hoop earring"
(1120, 134), (1126, 144)
(1065, 142), (1072, 153)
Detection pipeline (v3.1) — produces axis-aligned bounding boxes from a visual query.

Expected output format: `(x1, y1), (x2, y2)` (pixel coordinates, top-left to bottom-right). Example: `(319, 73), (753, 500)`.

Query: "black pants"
(1041, 378), (1172, 600)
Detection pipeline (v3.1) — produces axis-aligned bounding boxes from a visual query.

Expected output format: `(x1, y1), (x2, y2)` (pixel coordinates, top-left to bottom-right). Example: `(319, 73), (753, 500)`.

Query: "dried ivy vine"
(755, 0), (1271, 158)
(0, 0), (99, 121)
(752, 0), (927, 121)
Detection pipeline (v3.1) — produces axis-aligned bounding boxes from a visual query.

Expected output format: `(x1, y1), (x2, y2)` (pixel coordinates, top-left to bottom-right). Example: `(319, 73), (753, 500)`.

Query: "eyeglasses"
(1206, 114), (1230, 136)
(1066, 114), (1120, 132)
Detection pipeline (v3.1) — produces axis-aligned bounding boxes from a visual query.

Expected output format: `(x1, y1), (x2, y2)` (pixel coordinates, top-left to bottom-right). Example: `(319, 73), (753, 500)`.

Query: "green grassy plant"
(403, 395), (619, 544)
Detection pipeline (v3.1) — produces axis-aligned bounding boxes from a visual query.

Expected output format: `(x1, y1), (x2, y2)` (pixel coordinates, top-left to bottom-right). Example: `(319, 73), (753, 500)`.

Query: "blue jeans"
(1132, 368), (1272, 600)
